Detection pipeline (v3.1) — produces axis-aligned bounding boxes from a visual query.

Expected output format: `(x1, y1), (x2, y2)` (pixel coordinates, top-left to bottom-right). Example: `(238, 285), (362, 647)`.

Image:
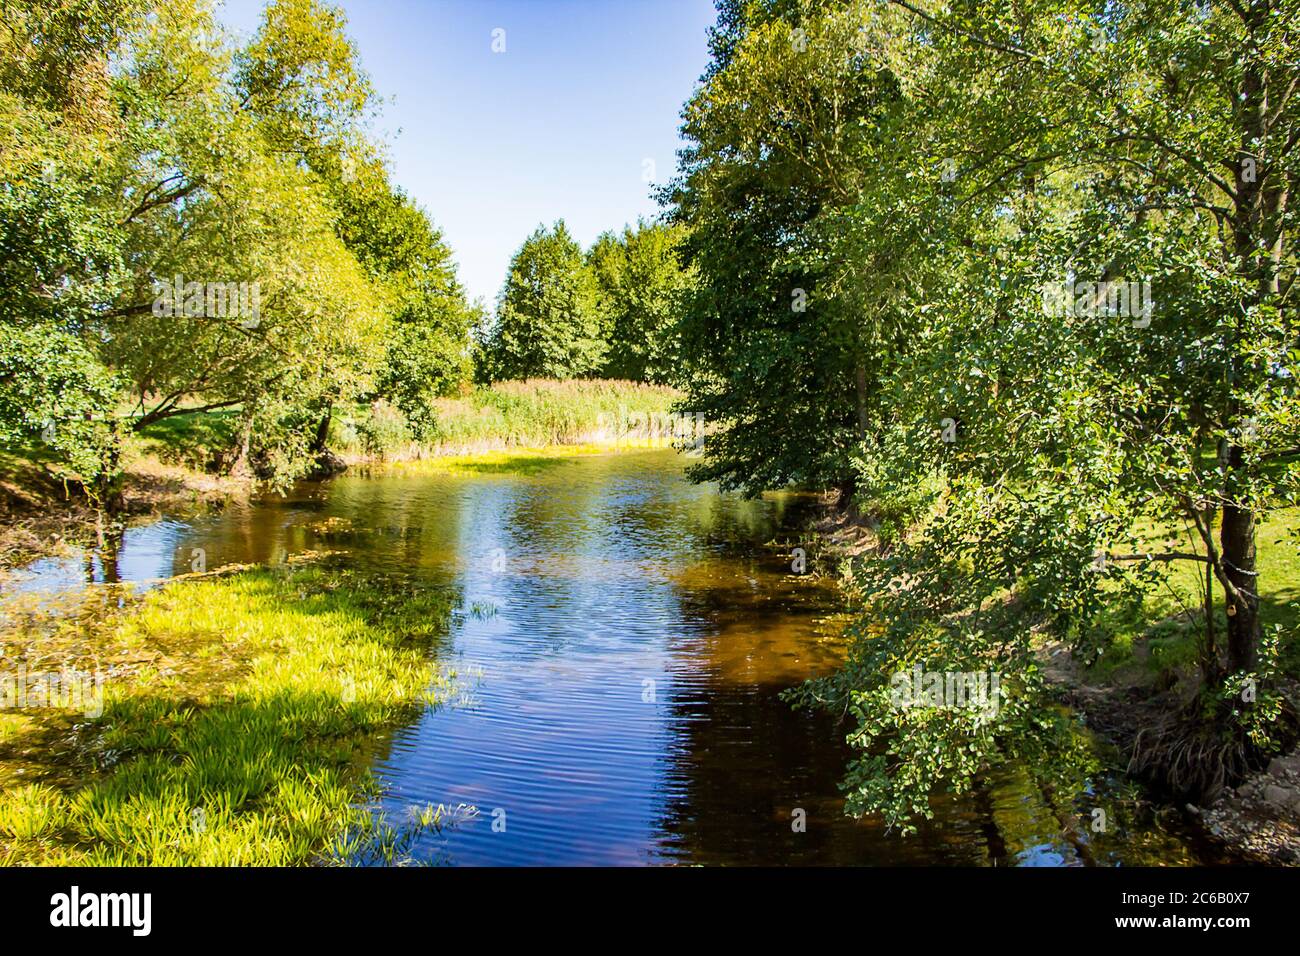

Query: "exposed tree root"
(1128, 693), (1300, 803)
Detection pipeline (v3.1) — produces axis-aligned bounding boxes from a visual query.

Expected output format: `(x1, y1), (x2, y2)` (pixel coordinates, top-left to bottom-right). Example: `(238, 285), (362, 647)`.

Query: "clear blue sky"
(216, 0), (718, 308)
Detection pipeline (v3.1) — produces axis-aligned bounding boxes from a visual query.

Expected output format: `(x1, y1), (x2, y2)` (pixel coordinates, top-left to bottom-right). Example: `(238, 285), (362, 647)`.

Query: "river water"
(4, 449), (1207, 865)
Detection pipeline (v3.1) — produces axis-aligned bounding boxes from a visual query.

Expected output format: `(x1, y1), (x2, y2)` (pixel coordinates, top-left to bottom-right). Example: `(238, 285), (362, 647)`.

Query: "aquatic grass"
(0, 783), (66, 841)
(0, 562), (457, 865)
(384, 442), (670, 478)
(327, 801), (477, 867)
(0, 712), (33, 748)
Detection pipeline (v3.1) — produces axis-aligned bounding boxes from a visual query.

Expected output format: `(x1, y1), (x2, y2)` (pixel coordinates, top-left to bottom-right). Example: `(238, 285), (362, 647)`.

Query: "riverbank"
(330, 378), (685, 464)
(0, 447), (251, 575)
(807, 499), (1300, 864)
(0, 380), (687, 577)
(0, 555), (463, 865)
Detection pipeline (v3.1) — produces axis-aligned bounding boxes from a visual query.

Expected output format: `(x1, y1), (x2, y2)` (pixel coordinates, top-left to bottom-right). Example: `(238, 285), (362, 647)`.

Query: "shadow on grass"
(135, 410), (239, 469)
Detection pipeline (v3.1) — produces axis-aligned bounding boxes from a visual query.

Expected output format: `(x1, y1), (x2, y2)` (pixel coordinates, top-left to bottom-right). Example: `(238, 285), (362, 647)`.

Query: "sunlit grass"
(0, 562), (460, 865)
(378, 440), (679, 477)
(430, 379), (680, 449)
(1088, 506), (1300, 678)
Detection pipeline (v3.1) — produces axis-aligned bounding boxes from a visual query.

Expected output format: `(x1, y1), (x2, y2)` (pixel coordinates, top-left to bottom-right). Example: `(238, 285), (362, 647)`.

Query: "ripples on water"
(3, 450), (1205, 865)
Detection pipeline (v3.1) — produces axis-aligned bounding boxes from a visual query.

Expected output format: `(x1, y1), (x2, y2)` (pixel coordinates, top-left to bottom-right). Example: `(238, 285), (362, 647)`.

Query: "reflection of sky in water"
(3, 519), (192, 596)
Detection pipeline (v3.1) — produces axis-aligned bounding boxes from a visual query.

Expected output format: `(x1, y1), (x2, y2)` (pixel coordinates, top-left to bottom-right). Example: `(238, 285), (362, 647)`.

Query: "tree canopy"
(0, 0), (476, 492)
(476, 218), (694, 385)
(669, 0), (1300, 829)
(476, 220), (604, 381)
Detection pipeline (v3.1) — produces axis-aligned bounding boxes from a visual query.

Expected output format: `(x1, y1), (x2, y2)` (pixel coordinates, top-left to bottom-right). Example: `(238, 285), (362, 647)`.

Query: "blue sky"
(216, 0), (718, 308)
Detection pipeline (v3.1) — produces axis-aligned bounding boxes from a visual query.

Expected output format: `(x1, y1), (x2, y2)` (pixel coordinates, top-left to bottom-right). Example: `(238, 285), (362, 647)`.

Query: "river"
(4, 449), (1207, 865)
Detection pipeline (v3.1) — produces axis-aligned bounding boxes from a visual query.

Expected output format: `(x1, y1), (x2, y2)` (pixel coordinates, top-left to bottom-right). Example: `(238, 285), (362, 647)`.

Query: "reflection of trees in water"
(644, 567), (968, 864)
(649, 578), (1203, 865)
(89, 525), (123, 584)
(650, 675), (990, 865)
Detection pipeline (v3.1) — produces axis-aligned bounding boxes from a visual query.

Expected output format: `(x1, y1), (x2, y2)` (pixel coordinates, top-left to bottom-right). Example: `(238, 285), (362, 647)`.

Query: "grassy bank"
(1082, 507), (1300, 681)
(817, 502), (1299, 685)
(0, 559), (461, 865)
(331, 378), (685, 461)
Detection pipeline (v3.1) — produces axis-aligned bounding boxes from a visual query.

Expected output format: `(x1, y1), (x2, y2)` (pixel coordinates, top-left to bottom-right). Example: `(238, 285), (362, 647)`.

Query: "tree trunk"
(1221, 445), (1260, 674)
(310, 401), (333, 454)
(1200, 543), (1221, 685)
(1217, 43), (1277, 682)
(835, 471), (858, 512)
(95, 419), (126, 515)
(227, 413), (253, 477)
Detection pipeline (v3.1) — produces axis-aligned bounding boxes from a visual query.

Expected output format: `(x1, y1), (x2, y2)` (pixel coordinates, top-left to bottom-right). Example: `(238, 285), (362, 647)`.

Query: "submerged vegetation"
(0, 560), (463, 865)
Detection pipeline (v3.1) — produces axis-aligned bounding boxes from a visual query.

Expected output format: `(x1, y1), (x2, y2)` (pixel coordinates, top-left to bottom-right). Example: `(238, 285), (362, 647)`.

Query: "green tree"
(0, 0), (457, 494)
(478, 221), (604, 381)
(318, 152), (477, 441)
(679, 0), (1299, 829)
(589, 219), (693, 384)
(0, 0), (141, 495)
(89, 0), (389, 486)
(666, 0), (911, 495)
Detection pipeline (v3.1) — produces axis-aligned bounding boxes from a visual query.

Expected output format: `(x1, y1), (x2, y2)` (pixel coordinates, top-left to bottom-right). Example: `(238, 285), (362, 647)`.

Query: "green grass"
(135, 409), (239, 471)
(124, 380), (683, 470)
(380, 441), (677, 477)
(1088, 506), (1300, 679)
(3, 407), (238, 483)
(431, 378), (681, 447)
(6, 381), (682, 504)
(0, 561), (462, 865)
